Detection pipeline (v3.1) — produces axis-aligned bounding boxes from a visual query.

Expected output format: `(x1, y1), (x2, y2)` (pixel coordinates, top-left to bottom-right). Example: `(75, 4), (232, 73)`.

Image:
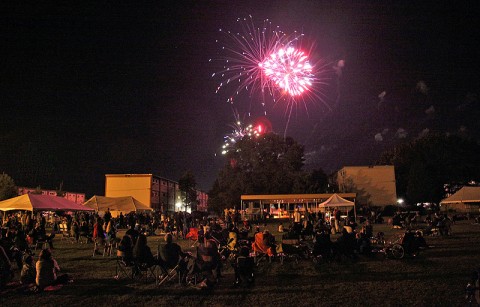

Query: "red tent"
(0, 194), (94, 212)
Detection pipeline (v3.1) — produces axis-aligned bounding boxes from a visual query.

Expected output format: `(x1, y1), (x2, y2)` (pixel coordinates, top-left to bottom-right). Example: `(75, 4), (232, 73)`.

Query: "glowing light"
(212, 16), (327, 110)
(212, 16), (330, 138)
(259, 46), (313, 96)
(221, 111), (269, 155)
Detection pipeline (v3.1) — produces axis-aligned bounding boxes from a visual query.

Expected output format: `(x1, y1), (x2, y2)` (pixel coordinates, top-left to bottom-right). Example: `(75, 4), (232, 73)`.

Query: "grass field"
(2, 220), (480, 307)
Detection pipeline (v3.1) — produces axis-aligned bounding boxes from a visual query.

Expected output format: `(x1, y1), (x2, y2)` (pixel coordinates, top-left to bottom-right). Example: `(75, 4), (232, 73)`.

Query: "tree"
(179, 170), (198, 211)
(208, 132), (307, 213)
(0, 173), (18, 201)
(378, 133), (480, 204)
(292, 169), (329, 194)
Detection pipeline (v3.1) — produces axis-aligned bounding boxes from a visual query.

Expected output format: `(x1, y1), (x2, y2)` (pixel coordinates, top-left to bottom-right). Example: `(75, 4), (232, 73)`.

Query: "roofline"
(105, 174), (153, 177)
(241, 193), (356, 201)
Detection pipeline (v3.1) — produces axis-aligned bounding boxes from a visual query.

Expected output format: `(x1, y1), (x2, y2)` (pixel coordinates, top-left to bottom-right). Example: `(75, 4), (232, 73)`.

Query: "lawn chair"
(157, 262), (180, 286)
(134, 261), (158, 284)
(186, 228), (199, 247)
(251, 232), (274, 265)
(233, 248), (255, 287)
(114, 250), (135, 280)
(277, 236), (310, 265)
(103, 238), (119, 257)
(59, 223), (74, 243)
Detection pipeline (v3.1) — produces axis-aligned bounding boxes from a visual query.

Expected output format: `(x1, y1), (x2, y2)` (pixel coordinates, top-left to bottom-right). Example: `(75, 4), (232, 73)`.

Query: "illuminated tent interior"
(83, 195), (153, 217)
(240, 193), (356, 219)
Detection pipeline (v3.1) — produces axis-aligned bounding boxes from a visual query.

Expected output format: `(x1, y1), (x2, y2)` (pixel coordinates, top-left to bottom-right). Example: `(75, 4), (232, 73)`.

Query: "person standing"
(92, 218), (105, 255)
(104, 208), (112, 225)
(334, 209), (341, 233)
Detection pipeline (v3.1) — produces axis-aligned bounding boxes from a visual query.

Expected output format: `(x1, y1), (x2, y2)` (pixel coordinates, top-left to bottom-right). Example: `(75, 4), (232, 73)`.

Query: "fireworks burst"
(211, 15), (328, 115)
(221, 111), (271, 155)
(259, 46), (313, 96)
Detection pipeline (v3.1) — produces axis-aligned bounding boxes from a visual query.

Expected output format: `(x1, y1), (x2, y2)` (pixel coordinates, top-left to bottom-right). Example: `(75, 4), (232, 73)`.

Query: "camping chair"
(93, 236), (107, 257)
(251, 232), (274, 265)
(114, 250), (135, 280)
(233, 251), (255, 287)
(134, 261), (158, 284)
(59, 223), (75, 244)
(185, 228), (199, 247)
(277, 236), (302, 265)
(157, 262), (180, 286)
(103, 238), (119, 257)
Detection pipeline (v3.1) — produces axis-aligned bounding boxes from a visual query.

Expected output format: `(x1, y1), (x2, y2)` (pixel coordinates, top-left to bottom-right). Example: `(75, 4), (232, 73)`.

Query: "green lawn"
(2, 220), (479, 307)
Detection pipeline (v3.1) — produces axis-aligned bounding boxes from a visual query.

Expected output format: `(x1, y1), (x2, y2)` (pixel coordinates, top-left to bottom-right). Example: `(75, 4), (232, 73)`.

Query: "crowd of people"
(0, 206), (462, 293)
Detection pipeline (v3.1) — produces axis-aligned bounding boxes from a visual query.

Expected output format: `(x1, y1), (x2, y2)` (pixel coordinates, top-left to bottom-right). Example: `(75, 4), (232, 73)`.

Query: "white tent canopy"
(83, 196), (153, 217)
(440, 186), (480, 213)
(319, 193), (355, 208)
(319, 193), (357, 220)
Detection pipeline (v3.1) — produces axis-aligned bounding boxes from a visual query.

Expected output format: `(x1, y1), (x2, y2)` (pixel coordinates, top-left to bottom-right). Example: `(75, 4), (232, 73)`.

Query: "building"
(17, 187), (86, 204)
(336, 165), (397, 207)
(105, 174), (208, 213)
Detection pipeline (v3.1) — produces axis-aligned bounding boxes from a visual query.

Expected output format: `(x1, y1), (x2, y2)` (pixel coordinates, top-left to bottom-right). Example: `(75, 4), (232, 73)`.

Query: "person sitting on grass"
(35, 248), (71, 291)
(20, 254), (36, 286)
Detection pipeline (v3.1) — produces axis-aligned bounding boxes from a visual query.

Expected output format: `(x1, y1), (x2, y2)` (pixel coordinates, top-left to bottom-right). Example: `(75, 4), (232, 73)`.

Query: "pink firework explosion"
(212, 16), (326, 108)
(212, 16), (330, 137)
(259, 46), (313, 96)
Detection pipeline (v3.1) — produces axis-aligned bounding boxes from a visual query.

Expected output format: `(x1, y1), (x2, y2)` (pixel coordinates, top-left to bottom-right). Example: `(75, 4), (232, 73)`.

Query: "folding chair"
(185, 228), (199, 247)
(251, 232), (274, 265)
(59, 223), (76, 244)
(93, 238), (106, 257)
(100, 237), (118, 257)
(134, 262), (158, 284)
(233, 253), (255, 286)
(157, 263), (180, 286)
(114, 251), (135, 280)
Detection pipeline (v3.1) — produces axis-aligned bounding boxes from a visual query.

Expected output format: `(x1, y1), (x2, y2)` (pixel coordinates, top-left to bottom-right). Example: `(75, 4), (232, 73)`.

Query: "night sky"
(1, 1), (479, 197)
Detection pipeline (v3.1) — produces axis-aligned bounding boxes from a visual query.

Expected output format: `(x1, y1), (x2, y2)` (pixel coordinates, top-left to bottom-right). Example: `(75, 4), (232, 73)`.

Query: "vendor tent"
(440, 186), (480, 213)
(83, 196), (153, 216)
(318, 193), (357, 220)
(0, 194), (94, 212)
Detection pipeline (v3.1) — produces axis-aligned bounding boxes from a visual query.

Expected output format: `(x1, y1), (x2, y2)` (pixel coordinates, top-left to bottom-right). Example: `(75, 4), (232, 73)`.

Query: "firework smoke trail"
(333, 59), (345, 107)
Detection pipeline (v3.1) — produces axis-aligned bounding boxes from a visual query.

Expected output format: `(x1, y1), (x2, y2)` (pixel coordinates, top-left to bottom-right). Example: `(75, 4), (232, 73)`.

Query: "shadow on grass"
(63, 278), (136, 296)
